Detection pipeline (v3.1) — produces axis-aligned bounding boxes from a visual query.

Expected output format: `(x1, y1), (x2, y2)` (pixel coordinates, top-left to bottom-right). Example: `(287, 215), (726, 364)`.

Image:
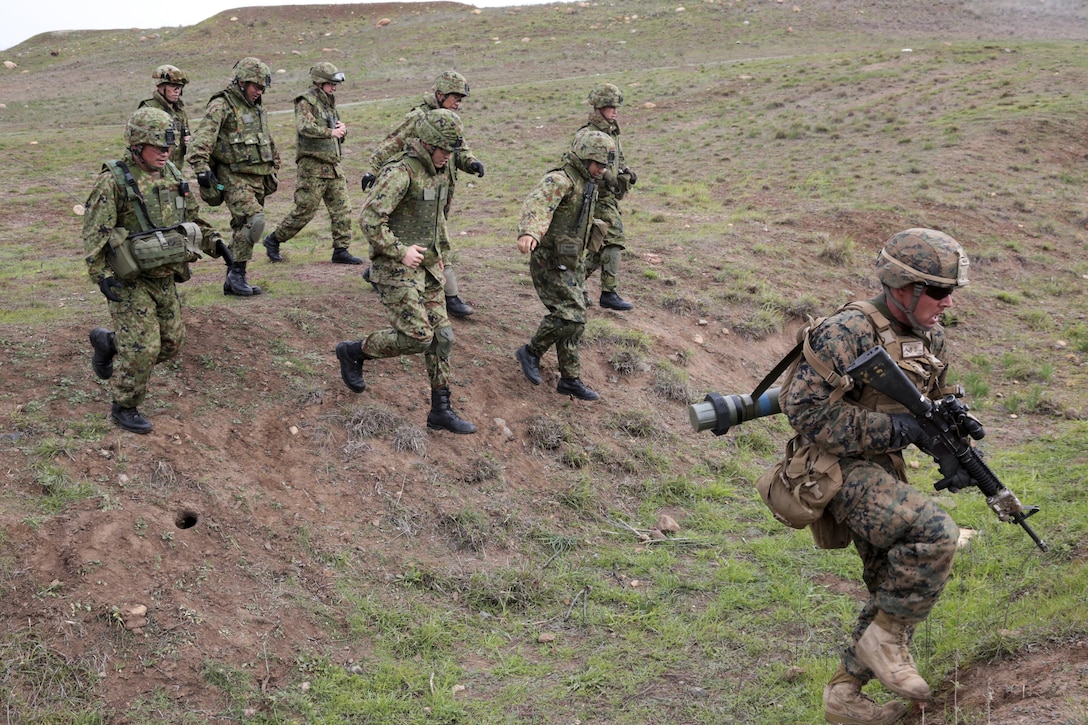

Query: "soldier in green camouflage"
(360, 70), (484, 318)
(575, 83), (637, 311)
(139, 65), (191, 171)
(84, 108), (225, 434)
(262, 62), (361, 265)
(781, 229), (970, 724)
(186, 57), (280, 297)
(336, 108), (476, 434)
(514, 129), (615, 402)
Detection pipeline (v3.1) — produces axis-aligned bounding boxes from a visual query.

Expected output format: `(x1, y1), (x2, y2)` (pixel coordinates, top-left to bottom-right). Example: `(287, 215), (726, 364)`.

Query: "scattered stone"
(656, 514), (680, 533)
(73, 204), (84, 215)
(452, 684), (466, 693)
(650, 529), (667, 540)
(957, 528), (977, 549)
(376, 18), (392, 27)
(537, 632), (557, 643)
(289, 425), (299, 435)
(783, 665), (805, 682)
(697, 319), (708, 326)
(643, 101), (657, 109)
(3, 61), (17, 69)
(122, 603), (148, 630)
(694, 334), (704, 345)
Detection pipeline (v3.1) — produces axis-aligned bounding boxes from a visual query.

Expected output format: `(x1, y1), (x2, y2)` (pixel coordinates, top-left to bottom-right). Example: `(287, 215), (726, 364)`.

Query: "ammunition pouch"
(106, 223), (201, 280)
(554, 234), (584, 271)
(588, 219), (609, 253)
(756, 435), (847, 548)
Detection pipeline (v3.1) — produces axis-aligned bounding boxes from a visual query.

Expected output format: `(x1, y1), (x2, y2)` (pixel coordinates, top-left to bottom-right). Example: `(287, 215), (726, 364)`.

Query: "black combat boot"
(445, 295), (475, 319)
(557, 377), (599, 401)
(599, 291), (633, 311)
(332, 248), (363, 265)
(426, 388), (477, 434)
(223, 262), (263, 296)
(515, 345), (542, 385)
(263, 233), (283, 262)
(335, 341), (367, 393)
(362, 266), (379, 293)
(89, 327), (116, 380)
(110, 402), (153, 434)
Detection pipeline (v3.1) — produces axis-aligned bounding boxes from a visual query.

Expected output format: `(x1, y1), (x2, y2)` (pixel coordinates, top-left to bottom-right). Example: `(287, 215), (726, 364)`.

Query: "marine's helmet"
(233, 57), (272, 87)
(875, 228), (970, 291)
(433, 70), (470, 97)
(310, 62), (345, 85)
(152, 64), (188, 87)
(126, 107), (177, 148)
(572, 129), (616, 166)
(417, 108), (464, 152)
(588, 82), (623, 109)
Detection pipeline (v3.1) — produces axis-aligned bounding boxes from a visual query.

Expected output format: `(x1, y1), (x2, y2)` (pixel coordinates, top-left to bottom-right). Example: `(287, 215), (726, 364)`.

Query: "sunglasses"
(924, 286), (954, 300)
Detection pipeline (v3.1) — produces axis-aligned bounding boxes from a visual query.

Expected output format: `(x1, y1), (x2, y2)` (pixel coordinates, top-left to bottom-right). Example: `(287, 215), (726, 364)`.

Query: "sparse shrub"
(650, 362), (698, 404)
(606, 410), (660, 439)
(461, 568), (548, 614)
(390, 425), (426, 455)
(817, 232), (856, 265)
(527, 416), (569, 451)
(556, 479), (598, 515)
(444, 508), (490, 552)
(734, 306), (785, 340)
(660, 295), (706, 317)
(560, 444), (589, 469)
(609, 347), (645, 376)
(461, 455), (504, 484)
(340, 405), (400, 439)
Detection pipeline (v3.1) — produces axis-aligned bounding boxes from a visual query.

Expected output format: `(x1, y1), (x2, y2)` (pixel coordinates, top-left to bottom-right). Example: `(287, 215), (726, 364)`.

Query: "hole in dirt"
(175, 510), (199, 529)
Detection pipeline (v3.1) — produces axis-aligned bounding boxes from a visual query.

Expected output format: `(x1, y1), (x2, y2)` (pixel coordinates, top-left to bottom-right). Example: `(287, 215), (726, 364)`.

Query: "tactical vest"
(138, 94), (189, 168)
(386, 154), (447, 266)
(209, 88), (276, 174)
(541, 162), (595, 268)
(799, 301), (952, 414)
(295, 89), (341, 163)
(103, 160), (192, 278)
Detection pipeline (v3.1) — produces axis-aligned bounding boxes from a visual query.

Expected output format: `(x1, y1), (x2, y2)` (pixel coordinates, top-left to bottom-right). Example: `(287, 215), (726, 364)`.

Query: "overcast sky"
(2, 0), (553, 53)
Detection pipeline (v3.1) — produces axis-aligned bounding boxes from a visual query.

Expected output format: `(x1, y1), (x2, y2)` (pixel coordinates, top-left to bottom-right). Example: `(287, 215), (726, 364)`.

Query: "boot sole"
(426, 421), (477, 434)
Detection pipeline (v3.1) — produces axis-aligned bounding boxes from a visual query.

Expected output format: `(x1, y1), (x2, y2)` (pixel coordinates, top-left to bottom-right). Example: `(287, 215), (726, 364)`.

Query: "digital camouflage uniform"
(575, 109), (630, 294)
(784, 295), (959, 678)
(187, 78), (280, 263)
(517, 150), (600, 380)
(267, 84), (353, 253)
(83, 149), (220, 411)
(138, 91), (189, 171)
(359, 138), (455, 390)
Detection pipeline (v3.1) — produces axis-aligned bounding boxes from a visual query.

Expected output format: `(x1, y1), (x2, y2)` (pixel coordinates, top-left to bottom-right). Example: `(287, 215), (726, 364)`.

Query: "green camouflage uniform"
(576, 110), (630, 294)
(186, 83), (280, 262)
(368, 95), (482, 295)
(268, 86), (352, 251)
(83, 150), (220, 408)
(517, 151), (598, 379)
(359, 139), (454, 390)
(781, 295), (959, 685)
(138, 91), (190, 170)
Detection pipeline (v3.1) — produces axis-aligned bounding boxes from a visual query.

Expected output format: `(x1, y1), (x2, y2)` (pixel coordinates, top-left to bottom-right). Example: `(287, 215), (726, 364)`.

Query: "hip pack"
(107, 223), (199, 280)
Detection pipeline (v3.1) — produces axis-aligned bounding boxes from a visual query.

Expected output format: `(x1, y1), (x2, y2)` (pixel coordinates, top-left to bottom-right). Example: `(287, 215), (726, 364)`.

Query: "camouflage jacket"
(360, 139), (452, 286)
(294, 86), (342, 175)
(138, 91), (190, 170)
(575, 110), (631, 200)
(782, 296), (950, 458)
(186, 84), (280, 177)
(82, 149), (220, 282)
(366, 94), (481, 178)
(517, 151), (596, 247)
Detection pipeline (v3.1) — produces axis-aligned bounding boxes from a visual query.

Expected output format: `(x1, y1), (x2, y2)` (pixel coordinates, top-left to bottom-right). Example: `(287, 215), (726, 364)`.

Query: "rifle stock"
(845, 346), (1047, 552)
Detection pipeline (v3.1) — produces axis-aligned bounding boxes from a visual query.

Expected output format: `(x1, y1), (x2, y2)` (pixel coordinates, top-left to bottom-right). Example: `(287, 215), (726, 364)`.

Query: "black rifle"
(845, 346), (1047, 552)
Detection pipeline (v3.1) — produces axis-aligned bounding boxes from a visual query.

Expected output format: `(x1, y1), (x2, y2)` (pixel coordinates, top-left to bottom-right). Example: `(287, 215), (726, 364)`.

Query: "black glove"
(98, 276), (123, 303)
(360, 173), (377, 191)
(624, 167), (637, 186)
(467, 160), (485, 178)
(889, 413), (926, 450)
(196, 169), (219, 189)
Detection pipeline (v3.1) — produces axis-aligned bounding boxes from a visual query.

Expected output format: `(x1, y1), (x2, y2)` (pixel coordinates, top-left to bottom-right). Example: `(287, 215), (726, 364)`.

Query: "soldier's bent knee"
(395, 331), (432, 355)
(245, 213), (266, 246)
(432, 325), (455, 358)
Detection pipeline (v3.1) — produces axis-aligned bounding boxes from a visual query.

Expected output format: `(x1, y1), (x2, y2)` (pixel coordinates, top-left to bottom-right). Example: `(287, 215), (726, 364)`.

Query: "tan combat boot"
(823, 667), (907, 725)
(855, 610), (932, 701)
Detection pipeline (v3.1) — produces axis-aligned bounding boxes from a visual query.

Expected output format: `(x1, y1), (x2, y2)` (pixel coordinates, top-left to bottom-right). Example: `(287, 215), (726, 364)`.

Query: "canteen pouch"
(106, 226), (140, 280)
(588, 219), (609, 253)
(756, 436), (844, 533)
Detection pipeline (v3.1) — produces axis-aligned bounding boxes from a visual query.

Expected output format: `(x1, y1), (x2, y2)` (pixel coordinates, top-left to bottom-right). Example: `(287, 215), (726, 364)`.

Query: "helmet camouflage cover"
(417, 108), (464, 152)
(126, 107), (177, 148)
(433, 70), (470, 97)
(875, 228), (970, 290)
(153, 64), (188, 86)
(571, 129), (616, 165)
(310, 62), (345, 85)
(233, 57), (272, 87)
(588, 82), (623, 109)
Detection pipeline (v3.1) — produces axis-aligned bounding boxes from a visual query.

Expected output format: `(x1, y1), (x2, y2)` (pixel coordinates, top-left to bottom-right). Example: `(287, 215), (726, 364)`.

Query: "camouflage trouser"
(220, 167), (270, 263)
(361, 268), (452, 390)
(584, 195), (625, 293)
(827, 456), (959, 683)
(528, 243), (587, 379)
(271, 171), (352, 249)
(106, 275), (185, 408)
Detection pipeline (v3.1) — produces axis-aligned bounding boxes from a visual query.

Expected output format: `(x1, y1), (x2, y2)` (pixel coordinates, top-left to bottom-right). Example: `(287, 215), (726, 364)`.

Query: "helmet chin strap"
(884, 283), (930, 334)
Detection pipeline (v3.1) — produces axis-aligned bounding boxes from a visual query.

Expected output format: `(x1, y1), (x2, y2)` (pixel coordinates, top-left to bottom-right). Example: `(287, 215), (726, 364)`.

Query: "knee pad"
(602, 245), (622, 276)
(432, 325), (455, 358)
(245, 213), (266, 246)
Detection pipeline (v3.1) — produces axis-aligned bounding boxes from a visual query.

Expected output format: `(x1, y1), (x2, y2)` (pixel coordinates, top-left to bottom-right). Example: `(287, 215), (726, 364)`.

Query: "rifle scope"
(688, 388), (781, 436)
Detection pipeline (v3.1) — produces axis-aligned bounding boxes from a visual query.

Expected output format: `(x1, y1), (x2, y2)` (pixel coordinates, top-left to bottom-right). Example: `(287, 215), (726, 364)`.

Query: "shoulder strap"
(751, 338), (802, 400)
(106, 160), (155, 233)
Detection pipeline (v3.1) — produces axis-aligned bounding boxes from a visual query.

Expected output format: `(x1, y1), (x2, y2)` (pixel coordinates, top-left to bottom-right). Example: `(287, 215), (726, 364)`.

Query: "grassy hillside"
(2, 1), (1088, 722)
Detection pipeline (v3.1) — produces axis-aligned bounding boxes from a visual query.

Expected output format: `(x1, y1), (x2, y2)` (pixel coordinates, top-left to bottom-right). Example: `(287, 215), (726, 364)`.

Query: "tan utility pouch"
(588, 219), (609, 253)
(756, 435), (844, 529)
(107, 223), (198, 279)
(809, 510), (852, 549)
